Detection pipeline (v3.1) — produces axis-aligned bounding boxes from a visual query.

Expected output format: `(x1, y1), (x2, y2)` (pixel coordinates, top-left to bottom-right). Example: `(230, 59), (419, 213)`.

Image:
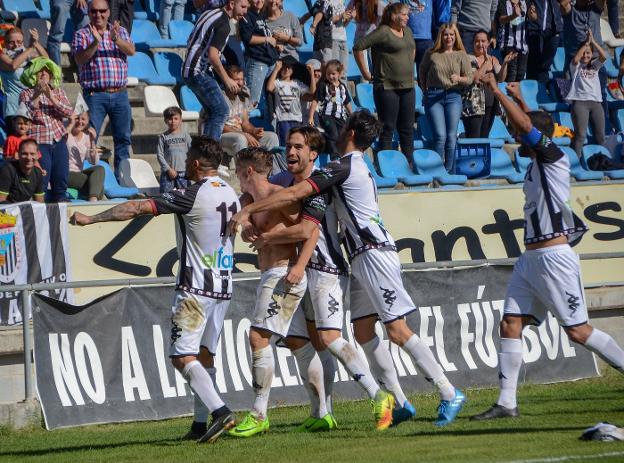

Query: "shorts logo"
(565, 291), (579, 314)
(266, 294), (280, 320)
(327, 294), (339, 318)
(352, 374), (364, 382)
(170, 321), (182, 345)
(379, 286), (396, 308)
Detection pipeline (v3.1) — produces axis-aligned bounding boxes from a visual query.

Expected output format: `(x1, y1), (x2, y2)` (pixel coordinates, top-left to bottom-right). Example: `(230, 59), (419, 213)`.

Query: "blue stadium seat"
(456, 120), (504, 147)
(346, 21), (356, 49)
(133, 0), (148, 19)
(143, 0), (161, 20)
(83, 160), (140, 198)
(38, 0), (51, 17)
(377, 150), (433, 186)
(582, 145), (624, 179)
(604, 55), (620, 78)
(153, 51), (183, 83)
(346, 53), (361, 81)
(131, 19), (176, 51)
(514, 150), (531, 173)
(616, 109), (624, 132)
(560, 146), (603, 181)
(362, 154), (398, 188)
(415, 85), (424, 115)
(3, 0), (50, 19)
(520, 79), (567, 112)
(489, 116), (514, 142)
(169, 20), (194, 47)
(489, 148), (525, 183)
(289, 0), (311, 17)
(180, 85), (202, 112)
(549, 47), (565, 78)
(128, 52), (177, 85)
(299, 18), (314, 54)
(412, 149), (467, 185)
(356, 83), (375, 113)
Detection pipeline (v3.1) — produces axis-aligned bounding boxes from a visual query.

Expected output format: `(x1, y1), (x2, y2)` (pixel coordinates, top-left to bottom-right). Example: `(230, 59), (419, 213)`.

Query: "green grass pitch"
(2, 370), (624, 463)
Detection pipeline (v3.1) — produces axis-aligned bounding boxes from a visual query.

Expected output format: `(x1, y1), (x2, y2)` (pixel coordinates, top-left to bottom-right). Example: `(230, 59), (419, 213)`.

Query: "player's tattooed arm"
(69, 200), (154, 226)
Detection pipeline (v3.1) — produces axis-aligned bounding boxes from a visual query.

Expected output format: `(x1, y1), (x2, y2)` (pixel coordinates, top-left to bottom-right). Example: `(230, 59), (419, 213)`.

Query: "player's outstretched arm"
(481, 73), (532, 135)
(285, 226), (320, 285)
(69, 200), (155, 226)
(228, 181), (315, 235)
(250, 219), (317, 251)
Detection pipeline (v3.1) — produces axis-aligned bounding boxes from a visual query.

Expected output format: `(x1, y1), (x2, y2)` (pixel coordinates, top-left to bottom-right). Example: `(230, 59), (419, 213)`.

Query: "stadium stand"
(168, 19), (194, 47)
(362, 154), (398, 189)
(582, 145), (624, 179)
(489, 148), (526, 184)
(128, 52), (177, 85)
(560, 147), (605, 181)
(131, 19), (177, 50)
(377, 149), (433, 186)
(143, 86), (200, 120)
(83, 160), (140, 198)
(412, 150), (468, 185)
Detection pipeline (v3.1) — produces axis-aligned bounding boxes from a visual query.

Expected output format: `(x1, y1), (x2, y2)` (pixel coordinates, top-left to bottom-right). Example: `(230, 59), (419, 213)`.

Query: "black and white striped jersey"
(270, 171), (349, 275)
(182, 8), (231, 79)
(521, 128), (588, 245)
(149, 176), (240, 299)
(315, 81), (351, 120)
(306, 152), (395, 261)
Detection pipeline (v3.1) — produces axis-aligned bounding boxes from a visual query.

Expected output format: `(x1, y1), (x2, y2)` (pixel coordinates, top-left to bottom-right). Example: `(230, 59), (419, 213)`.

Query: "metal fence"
(6, 251), (624, 402)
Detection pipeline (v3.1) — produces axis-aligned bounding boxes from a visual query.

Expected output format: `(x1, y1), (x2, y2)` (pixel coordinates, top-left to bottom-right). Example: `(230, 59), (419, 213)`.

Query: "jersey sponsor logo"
(202, 247), (234, 270)
(370, 214), (385, 227)
(379, 286), (397, 308)
(565, 291), (580, 314)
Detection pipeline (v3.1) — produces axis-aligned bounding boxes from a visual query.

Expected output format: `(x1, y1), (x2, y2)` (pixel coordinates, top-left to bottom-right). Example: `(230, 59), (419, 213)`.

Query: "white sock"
(585, 328), (624, 372)
(293, 343), (327, 418)
(496, 338), (523, 409)
(361, 336), (408, 406)
(318, 349), (336, 415)
(327, 337), (380, 399)
(252, 346), (274, 419)
(183, 360), (224, 414)
(403, 335), (455, 401)
(192, 366), (215, 423)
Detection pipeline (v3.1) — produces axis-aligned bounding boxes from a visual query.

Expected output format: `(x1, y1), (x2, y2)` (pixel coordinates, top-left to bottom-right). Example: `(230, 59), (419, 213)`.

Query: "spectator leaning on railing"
(0, 27), (48, 119)
(354, 2), (416, 166)
(419, 23), (473, 174)
(72, 0), (135, 182)
(0, 139), (45, 204)
(19, 58), (73, 202)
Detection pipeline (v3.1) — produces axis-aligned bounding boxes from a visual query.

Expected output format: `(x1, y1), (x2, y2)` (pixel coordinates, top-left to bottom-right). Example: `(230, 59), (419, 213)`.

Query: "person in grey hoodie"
(451, 0), (497, 53)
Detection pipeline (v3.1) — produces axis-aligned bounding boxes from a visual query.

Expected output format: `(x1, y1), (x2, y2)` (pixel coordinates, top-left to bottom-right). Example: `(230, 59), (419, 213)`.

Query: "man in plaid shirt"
(72, 0), (136, 180)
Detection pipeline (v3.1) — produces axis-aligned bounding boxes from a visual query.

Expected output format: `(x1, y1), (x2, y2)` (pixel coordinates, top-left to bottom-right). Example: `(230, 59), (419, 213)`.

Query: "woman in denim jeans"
(240, 0), (280, 108)
(419, 23), (472, 173)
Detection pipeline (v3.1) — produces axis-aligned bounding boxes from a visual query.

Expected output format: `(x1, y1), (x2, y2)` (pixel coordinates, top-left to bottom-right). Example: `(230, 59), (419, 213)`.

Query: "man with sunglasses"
(71, 0), (135, 181)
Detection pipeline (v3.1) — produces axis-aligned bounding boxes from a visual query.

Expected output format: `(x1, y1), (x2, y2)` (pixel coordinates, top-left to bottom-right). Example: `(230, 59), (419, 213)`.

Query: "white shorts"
(286, 269), (348, 338)
(169, 290), (231, 357)
(349, 247), (417, 324)
(251, 266), (308, 338)
(504, 244), (588, 328)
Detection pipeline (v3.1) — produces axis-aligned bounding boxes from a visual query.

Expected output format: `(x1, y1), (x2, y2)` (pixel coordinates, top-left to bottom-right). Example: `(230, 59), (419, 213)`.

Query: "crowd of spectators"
(0, 0), (622, 203)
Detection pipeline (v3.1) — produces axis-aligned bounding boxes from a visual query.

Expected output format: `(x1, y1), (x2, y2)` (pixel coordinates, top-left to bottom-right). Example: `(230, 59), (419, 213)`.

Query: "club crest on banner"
(0, 211), (20, 283)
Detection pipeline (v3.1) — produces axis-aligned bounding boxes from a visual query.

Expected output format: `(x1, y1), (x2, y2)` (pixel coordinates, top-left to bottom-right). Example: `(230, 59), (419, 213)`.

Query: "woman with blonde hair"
(354, 2), (416, 164)
(419, 23), (472, 173)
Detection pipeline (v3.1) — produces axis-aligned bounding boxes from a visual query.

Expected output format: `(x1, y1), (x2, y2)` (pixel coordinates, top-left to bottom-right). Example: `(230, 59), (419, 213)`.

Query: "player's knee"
(318, 329), (340, 349)
(385, 320), (412, 346)
(171, 356), (186, 372)
(564, 324), (592, 345)
(353, 317), (377, 345)
(500, 316), (523, 338)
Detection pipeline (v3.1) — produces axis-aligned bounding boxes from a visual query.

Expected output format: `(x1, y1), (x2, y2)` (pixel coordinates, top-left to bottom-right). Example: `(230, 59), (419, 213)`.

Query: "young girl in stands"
(566, 30), (607, 158)
(309, 60), (352, 158)
(65, 112), (105, 202)
(266, 59), (312, 145)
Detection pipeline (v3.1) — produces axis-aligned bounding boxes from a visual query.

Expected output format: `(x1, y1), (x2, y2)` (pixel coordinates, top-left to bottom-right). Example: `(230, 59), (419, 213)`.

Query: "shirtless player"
(228, 147), (320, 437)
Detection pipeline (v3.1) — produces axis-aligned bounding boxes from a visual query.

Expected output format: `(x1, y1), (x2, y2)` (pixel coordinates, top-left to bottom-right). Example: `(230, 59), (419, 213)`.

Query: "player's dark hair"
(18, 138), (38, 152)
(344, 110), (382, 151)
(527, 111), (555, 138)
(235, 147), (273, 175)
(288, 126), (325, 154)
(188, 136), (222, 170)
(163, 106), (182, 119)
(225, 64), (244, 78)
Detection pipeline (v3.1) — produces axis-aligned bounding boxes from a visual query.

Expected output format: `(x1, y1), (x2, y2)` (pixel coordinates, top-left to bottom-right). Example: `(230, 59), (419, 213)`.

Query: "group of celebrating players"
(70, 73), (624, 444)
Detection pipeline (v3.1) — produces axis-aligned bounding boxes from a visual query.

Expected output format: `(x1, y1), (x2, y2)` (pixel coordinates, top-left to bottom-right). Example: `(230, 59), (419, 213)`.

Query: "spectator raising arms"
(66, 112), (106, 202)
(266, 58), (315, 145)
(0, 28), (48, 118)
(157, 106), (192, 193)
(264, 0), (303, 60)
(347, 0), (386, 78)
(354, 2), (416, 165)
(308, 60), (352, 158)
(420, 23), (473, 173)
(566, 31), (607, 158)
(72, 0), (136, 181)
(19, 58), (73, 202)
(494, 0), (528, 82)
(183, 0), (249, 142)
(462, 30), (512, 138)
(240, 0), (280, 108)
(220, 65), (279, 174)
(0, 139), (45, 204)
